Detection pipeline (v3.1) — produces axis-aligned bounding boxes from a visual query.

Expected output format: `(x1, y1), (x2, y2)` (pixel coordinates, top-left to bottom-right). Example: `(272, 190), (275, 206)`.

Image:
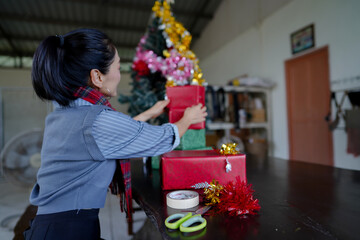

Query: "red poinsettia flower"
(132, 60), (150, 76)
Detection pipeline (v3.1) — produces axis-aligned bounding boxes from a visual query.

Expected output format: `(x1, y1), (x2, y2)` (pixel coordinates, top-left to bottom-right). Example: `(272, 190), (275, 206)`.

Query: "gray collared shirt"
(53, 99), (180, 159)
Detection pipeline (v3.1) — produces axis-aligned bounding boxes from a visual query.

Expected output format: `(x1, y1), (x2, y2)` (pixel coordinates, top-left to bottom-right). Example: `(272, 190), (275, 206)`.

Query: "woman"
(25, 28), (207, 239)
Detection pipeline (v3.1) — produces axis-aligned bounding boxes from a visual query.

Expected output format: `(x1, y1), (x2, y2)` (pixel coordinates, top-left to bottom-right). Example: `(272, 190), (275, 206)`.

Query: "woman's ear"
(89, 69), (103, 89)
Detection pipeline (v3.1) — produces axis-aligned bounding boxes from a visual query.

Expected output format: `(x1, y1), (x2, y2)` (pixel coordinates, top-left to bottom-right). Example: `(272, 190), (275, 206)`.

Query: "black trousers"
(23, 209), (101, 240)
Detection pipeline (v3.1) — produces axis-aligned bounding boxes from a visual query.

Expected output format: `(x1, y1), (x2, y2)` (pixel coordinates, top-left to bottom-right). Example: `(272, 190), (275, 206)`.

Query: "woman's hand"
(175, 104), (207, 137)
(183, 104), (207, 124)
(148, 100), (170, 119)
(133, 100), (170, 122)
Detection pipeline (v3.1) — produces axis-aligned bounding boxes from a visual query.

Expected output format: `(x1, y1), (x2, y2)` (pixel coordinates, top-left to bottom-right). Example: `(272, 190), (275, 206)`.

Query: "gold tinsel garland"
(152, 0), (205, 86)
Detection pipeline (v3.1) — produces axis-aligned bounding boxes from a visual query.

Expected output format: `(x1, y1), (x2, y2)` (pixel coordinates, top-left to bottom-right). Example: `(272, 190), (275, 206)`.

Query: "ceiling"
(0, 0), (222, 69)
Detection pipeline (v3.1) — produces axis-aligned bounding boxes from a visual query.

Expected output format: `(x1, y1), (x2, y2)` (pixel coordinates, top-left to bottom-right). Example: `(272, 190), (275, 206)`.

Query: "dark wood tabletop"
(130, 156), (360, 240)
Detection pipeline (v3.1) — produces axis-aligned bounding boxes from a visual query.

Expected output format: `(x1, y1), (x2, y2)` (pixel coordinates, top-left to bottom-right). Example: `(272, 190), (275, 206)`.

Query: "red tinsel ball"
(132, 60), (150, 76)
(216, 177), (260, 216)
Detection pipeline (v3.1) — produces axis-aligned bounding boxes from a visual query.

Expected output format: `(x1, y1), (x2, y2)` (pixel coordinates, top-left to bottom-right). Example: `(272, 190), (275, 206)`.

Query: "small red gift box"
(161, 150), (246, 190)
(168, 109), (206, 129)
(166, 85), (205, 129)
(166, 85), (205, 109)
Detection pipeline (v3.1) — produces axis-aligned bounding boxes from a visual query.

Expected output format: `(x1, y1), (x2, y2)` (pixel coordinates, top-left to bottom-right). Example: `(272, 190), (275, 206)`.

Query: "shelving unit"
(206, 85), (272, 156)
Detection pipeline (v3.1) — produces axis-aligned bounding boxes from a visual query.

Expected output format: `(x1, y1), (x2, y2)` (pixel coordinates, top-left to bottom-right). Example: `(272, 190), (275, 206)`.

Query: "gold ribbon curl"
(204, 179), (224, 206)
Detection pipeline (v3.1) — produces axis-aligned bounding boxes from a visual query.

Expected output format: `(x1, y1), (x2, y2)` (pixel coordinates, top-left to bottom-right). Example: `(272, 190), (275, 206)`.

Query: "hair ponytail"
(32, 36), (75, 106)
(32, 29), (116, 106)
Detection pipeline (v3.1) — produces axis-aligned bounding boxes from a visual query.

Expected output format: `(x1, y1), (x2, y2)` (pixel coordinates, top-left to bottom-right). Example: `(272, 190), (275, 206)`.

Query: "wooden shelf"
(206, 85), (273, 156)
(207, 122), (234, 130)
(207, 121), (269, 130)
(242, 122), (270, 129)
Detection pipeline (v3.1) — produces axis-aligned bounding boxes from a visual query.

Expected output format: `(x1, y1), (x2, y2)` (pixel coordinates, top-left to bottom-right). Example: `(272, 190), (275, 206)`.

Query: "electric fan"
(0, 128), (43, 188)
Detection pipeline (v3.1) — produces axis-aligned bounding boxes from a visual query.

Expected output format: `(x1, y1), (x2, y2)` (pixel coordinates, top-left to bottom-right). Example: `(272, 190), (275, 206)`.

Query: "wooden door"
(285, 46), (333, 166)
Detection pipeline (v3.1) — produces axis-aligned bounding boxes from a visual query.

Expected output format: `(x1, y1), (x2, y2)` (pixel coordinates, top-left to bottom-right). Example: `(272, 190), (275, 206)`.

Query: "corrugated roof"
(0, 0), (222, 68)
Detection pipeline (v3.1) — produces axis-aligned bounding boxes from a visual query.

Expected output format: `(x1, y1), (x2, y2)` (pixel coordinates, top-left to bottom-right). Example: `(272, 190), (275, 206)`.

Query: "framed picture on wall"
(290, 24), (315, 54)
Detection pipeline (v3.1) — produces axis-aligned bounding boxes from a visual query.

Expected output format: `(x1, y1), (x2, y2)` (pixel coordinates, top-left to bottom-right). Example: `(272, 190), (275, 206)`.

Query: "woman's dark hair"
(32, 28), (116, 106)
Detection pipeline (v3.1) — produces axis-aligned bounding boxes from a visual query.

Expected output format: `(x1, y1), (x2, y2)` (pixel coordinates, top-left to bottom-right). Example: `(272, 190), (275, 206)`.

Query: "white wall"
(109, 72), (132, 114)
(1, 68), (32, 87)
(194, 28), (263, 85)
(195, 0), (292, 60)
(194, 0), (360, 170)
(0, 69), (47, 148)
(0, 68), (132, 149)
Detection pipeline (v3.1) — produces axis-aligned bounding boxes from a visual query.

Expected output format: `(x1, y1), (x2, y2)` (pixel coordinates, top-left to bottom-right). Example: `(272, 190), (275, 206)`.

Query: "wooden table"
(131, 156), (360, 239)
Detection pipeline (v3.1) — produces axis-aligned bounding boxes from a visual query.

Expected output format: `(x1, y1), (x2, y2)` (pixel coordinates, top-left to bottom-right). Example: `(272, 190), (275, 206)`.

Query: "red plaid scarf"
(74, 86), (133, 221)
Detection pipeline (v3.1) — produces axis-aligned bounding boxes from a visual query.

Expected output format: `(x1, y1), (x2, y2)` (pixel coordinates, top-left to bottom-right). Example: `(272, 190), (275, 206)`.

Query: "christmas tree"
(118, 0), (205, 124)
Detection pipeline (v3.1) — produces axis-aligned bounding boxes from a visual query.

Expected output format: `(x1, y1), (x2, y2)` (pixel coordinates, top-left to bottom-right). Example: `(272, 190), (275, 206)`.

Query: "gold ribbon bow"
(219, 143), (239, 155)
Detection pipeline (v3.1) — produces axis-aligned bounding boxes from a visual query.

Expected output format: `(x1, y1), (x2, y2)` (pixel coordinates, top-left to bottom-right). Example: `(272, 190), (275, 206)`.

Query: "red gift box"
(168, 109), (205, 129)
(166, 85), (205, 129)
(166, 85), (205, 109)
(161, 150), (246, 190)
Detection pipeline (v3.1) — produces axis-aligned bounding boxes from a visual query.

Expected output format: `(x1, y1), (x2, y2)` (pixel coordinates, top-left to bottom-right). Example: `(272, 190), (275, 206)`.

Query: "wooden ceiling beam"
(189, 0), (210, 36)
(0, 12), (146, 33)
(0, 12), (200, 39)
(0, 24), (23, 58)
(0, 50), (134, 63)
(0, 50), (33, 58)
(60, 0), (214, 20)
(4, 33), (138, 49)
